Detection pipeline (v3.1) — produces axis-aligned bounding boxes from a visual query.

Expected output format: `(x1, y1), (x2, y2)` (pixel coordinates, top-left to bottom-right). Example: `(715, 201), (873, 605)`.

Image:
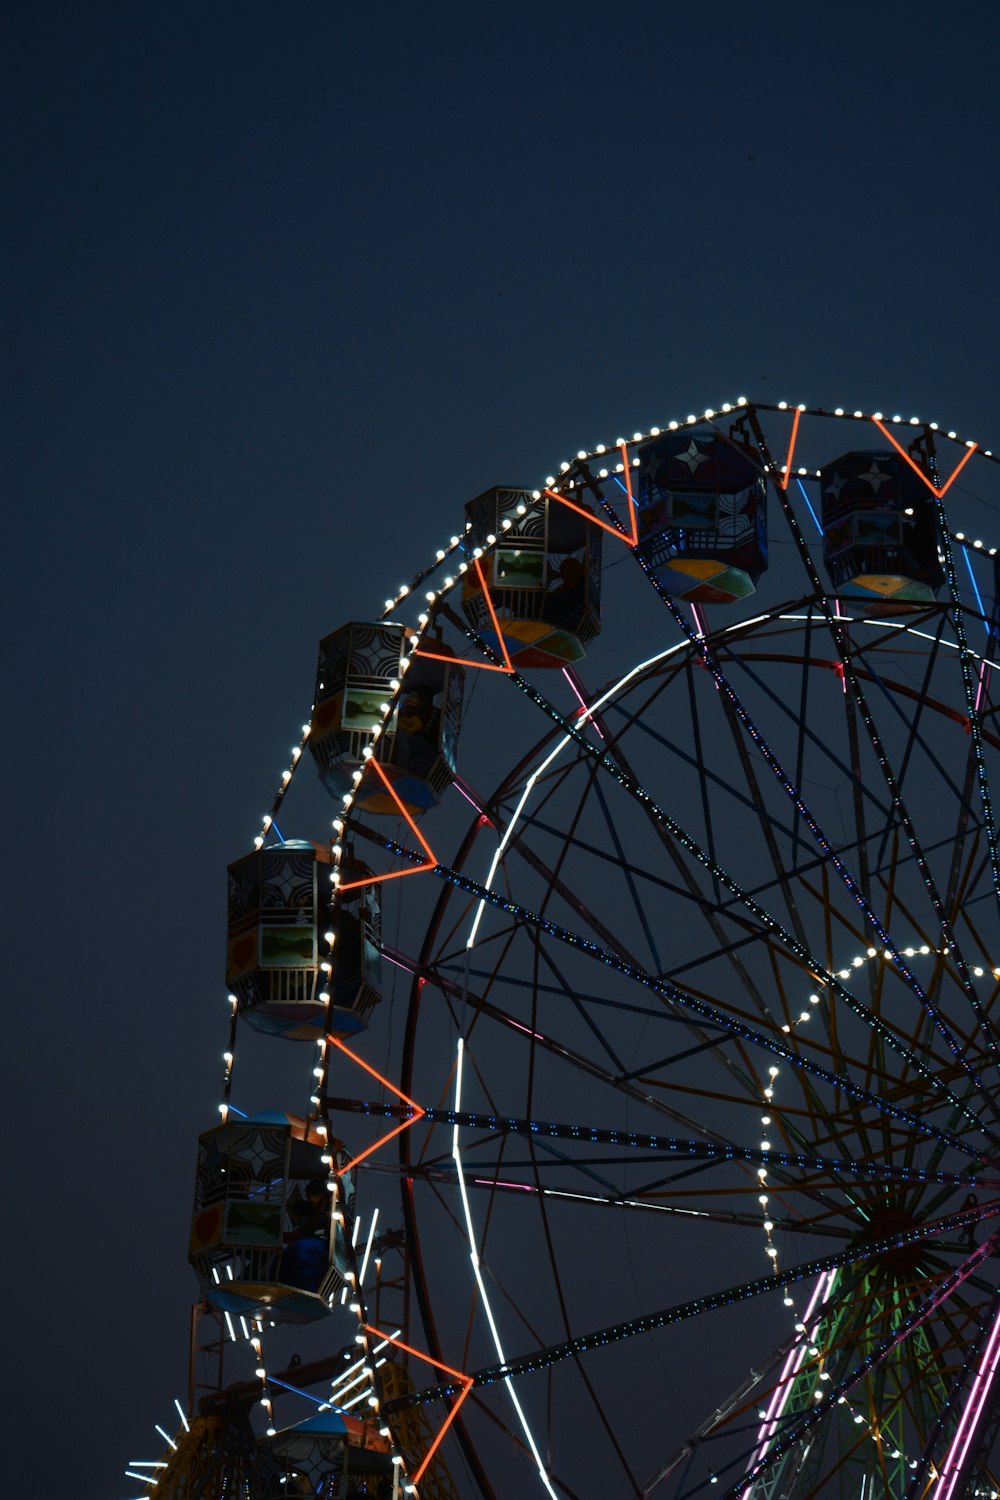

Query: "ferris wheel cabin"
(189, 1113), (355, 1325)
(461, 484), (603, 667)
(269, 1411), (393, 1491)
(633, 428), (769, 603)
(819, 448), (944, 603)
(309, 619), (464, 815)
(227, 840), (381, 1041)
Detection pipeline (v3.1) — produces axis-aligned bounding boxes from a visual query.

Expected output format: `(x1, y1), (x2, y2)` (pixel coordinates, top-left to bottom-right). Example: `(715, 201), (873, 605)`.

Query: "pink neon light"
(974, 660), (991, 715)
(562, 668), (605, 740)
(937, 1303), (1000, 1500)
(505, 1017), (546, 1041)
(474, 1178), (535, 1192)
(452, 778), (488, 816)
(741, 1269), (837, 1498)
(381, 951), (417, 976)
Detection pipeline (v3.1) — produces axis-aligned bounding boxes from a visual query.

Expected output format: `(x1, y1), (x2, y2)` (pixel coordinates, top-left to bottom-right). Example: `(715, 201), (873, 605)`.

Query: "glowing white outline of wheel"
(446, 601), (994, 1495)
(452, 1036), (560, 1499)
(465, 609), (989, 951)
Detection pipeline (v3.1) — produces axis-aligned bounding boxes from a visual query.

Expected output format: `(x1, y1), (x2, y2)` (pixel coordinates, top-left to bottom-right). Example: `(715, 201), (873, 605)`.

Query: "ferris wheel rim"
(170, 396), (1000, 1500)
(376, 430), (1000, 1498)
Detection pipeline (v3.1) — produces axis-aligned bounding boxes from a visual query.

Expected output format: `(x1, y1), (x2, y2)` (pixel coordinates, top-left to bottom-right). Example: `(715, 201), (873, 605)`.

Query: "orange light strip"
(337, 758), (437, 891)
(871, 418), (978, 498)
(543, 440), (638, 547)
(327, 1036), (426, 1173)
(780, 406), (801, 490)
(617, 440), (640, 544)
(473, 555), (515, 669)
(413, 558), (514, 673)
(364, 1323), (474, 1483)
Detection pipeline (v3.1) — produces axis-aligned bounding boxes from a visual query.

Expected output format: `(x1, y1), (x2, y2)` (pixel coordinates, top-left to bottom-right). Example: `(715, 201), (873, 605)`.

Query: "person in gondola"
(393, 685), (439, 776)
(547, 554), (585, 627)
(279, 1177), (331, 1291)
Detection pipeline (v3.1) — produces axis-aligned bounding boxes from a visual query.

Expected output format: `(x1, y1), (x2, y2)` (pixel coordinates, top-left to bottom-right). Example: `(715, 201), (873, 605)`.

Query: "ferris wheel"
(132, 397), (1000, 1500)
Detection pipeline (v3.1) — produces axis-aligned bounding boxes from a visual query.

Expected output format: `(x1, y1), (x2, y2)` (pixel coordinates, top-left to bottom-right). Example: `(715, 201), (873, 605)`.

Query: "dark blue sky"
(5, 2), (999, 1495)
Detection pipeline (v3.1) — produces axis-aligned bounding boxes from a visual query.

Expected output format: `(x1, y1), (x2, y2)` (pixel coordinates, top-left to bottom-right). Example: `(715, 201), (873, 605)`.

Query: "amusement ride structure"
(126, 397), (1000, 1499)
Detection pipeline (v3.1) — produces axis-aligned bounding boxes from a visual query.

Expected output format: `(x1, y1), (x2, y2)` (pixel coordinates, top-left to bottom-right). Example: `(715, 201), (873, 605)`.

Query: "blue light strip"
(795, 476), (822, 534)
(269, 1375), (351, 1411)
(901, 1290), (1000, 1497)
(962, 542), (991, 634)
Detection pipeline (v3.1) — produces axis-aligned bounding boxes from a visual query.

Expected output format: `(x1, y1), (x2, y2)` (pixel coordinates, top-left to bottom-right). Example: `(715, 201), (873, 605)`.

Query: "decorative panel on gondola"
(227, 841), (381, 1041)
(189, 1116), (328, 1323)
(461, 485), (602, 668)
(226, 841), (325, 1039)
(819, 449), (944, 604)
(189, 1114), (355, 1325)
(634, 431), (768, 603)
(309, 620), (464, 814)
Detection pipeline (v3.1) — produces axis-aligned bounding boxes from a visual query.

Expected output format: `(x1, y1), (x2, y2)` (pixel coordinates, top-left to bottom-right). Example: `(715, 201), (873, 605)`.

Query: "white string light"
(177, 395), (997, 1491)
(752, 939), (995, 1475)
(451, 1037), (559, 1499)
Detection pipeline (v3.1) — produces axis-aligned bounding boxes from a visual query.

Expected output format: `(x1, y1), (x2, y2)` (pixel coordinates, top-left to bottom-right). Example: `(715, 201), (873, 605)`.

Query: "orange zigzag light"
(326, 1036), (426, 1173)
(871, 417), (978, 499)
(337, 757), (437, 891)
(780, 406), (801, 490)
(544, 440), (638, 547)
(413, 557), (514, 673)
(364, 1323), (474, 1483)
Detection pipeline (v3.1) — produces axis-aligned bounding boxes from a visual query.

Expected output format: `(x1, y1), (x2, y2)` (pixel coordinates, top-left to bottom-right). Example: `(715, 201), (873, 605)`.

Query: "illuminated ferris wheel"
(132, 398), (1000, 1500)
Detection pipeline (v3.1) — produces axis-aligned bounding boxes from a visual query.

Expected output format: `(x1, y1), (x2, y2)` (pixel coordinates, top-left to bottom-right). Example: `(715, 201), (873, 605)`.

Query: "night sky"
(6, 2), (1000, 1496)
